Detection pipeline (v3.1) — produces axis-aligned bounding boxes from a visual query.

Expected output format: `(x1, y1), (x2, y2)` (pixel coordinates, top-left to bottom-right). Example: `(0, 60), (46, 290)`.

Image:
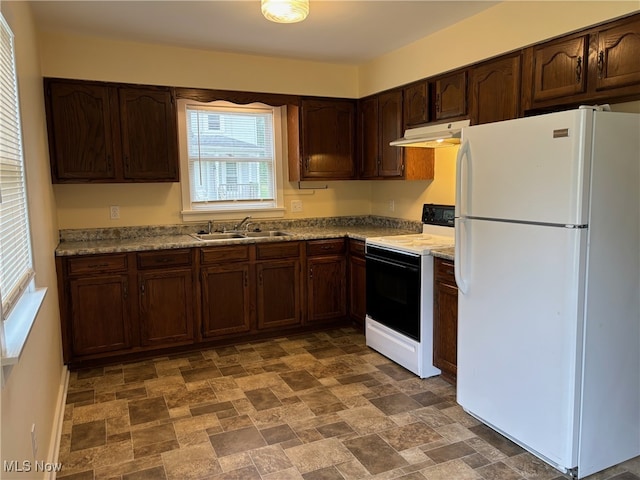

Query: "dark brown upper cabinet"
(593, 15), (640, 93)
(288, 98), (356, 181)
(44, 78), (179, 183)
(403, 80), (429, 128)
(469, 54), (522, 126)
(433, 71), (468, 122)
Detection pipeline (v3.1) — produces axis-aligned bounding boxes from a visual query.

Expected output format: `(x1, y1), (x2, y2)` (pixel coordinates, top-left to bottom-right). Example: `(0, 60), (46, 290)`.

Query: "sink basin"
(242, 231), (292, 238)
(190, 232), (246, 241)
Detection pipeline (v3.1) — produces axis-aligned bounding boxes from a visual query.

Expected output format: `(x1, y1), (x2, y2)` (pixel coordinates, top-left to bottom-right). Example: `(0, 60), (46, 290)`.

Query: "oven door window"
(366, 250), (421, 341)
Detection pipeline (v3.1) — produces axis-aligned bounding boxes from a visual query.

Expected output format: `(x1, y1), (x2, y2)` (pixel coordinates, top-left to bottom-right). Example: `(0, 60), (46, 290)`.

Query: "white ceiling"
(29, 1), (498, 64)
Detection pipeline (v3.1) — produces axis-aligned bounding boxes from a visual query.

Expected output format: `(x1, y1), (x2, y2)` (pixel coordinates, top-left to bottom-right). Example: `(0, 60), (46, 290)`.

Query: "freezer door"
(456, 218), (587, 471)
(456, 109), (592, 226)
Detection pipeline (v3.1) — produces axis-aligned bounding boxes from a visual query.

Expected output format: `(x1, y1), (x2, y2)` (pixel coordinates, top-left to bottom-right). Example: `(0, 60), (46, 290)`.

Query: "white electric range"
(365, 204), (454, 378)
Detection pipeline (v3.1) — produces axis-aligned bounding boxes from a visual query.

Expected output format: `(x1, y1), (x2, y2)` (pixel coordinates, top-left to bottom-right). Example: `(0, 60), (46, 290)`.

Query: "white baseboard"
(46, 366), (69, 480)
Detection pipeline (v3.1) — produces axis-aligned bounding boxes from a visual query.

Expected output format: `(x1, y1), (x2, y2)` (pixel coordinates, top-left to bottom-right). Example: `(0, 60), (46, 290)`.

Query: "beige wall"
(41, 3), (640, 227)
(1, 2), (65, 478)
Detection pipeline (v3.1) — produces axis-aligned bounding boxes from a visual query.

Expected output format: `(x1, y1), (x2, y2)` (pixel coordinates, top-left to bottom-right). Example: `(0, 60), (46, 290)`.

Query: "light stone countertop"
(431, 246), (455, 261)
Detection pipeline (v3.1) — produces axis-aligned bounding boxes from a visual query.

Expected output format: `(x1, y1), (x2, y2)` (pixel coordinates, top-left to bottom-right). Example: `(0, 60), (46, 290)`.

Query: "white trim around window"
(177, 99), (286, 222)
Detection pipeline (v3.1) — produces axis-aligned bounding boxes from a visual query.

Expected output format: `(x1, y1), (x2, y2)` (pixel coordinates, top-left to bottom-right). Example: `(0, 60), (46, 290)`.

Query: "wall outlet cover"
(291, 200), (303, 213)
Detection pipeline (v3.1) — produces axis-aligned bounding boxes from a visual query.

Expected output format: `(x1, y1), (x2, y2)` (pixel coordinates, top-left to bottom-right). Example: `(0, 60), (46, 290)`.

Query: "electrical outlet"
(31, 423), (38, 458)
(109, 205), (120, 220)
(388, 200), (395, 212)
(291, 200), (303, 213)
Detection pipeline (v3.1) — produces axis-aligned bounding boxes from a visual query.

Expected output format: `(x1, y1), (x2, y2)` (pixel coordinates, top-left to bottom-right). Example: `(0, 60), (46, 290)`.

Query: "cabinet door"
(119, 87), (179, 181)
(307, 256), (347, 323)
(46, 81), (117, 181)
(378, 90), (404, 177)
(257, 259), (302, 329)
(69, 275), (131, 356)
(532, 35), (588, 102)
(358, 96), (379, 179)
(139, 268), (194, 347)
(348, 249), (366, 328)
(433, 259), (458, 383)
(201, 264), (251, 337)
(403, 81), (429, 128)
(594, 17), (640, 92)
(300, 99), (355, 179)
(434, 71), (467, 121)
(469, 55), (521, 126)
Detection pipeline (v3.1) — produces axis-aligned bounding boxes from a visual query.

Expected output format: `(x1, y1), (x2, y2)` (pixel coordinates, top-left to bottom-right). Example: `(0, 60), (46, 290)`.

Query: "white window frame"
(0, 13), (46, 376)
(178, 99), (286, 222)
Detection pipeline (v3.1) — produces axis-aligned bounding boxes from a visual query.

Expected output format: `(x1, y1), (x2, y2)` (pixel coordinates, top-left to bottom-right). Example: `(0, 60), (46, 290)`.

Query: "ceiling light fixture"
(261, 0), (309, 24)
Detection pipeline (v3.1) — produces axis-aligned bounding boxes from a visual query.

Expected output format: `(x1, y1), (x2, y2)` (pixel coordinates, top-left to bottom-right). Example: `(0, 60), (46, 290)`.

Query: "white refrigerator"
(454, 107), (640, 479)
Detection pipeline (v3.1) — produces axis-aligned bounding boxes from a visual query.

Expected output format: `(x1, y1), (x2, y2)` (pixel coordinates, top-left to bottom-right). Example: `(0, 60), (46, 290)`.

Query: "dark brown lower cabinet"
(257, 259), (302, 329)
(433, 257), (458, 384)
(348, 239), (366, 328)
(138, 268), (194, 347)
(201, 263), (252, 338)
(306, 239), (348, 324)
(69, 274), (132, 357)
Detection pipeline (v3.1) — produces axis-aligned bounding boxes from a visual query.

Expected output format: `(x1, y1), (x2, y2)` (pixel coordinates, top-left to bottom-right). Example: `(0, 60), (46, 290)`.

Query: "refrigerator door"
(456, 217), (587, 472)
(456, 109), (592, 226)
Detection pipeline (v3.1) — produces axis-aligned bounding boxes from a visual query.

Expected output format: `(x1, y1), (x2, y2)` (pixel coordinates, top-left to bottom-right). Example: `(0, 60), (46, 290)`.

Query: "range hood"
(390, 119), (470, 148)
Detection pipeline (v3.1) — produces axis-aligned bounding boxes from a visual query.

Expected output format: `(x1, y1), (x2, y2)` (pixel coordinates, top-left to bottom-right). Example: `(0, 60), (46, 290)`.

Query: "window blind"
(186, 105), (276, 208)
(0, 14), (34, 320)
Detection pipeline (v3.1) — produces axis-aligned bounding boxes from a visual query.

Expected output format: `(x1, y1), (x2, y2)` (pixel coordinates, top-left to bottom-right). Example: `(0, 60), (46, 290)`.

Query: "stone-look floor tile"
(250, 445), (294, 475)
(434, 423), (475, 443)
(316, 421), (355, 439)
(477, 461), (525, 480)
(161, 443), (222, 480)
(245, 387), (283, 411)
(131, 423), (176, 448)
(337, 405), (396, 435)
(284, 438), (354, 474)
(212, 465), (262, 480)
(128, 397), (170, 425)
(70, 420), (107, 451)
(424, 441), (476, 464)
(164, 387), (217, 409)
(209, 425), (267, 457)
(302, 465), (346, 480)
(343, 433), (408, 475)
(380, 422), (443, 451)
(369, 393), (423, 416)
(280, 370), (323, 391)
(412, 406), (456, 429)
(57, 470), (95, 480)
(503, 452), (566, 480)
(66, 389), (95, 405)
(122, 465), (167, 480)
(469, 424), (525, 457)
(218, 452), (253, 472)
(261, 424), (298, 445)
(421, 459), (483, 480)
(73, 399), (129, 424)
(115, 387), (147, 401)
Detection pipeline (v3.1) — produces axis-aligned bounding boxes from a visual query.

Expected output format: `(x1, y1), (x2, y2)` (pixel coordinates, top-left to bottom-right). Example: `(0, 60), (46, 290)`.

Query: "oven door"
(366, 245), (422, 341)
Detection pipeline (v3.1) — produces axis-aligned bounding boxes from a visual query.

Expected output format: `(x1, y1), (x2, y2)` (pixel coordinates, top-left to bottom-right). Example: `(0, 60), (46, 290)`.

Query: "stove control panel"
(422, 204), (455, 227)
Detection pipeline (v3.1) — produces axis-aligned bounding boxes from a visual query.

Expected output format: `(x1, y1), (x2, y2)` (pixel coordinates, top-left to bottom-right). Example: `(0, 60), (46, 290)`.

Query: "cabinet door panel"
(120, 88), (178, 181)
(301, 99), (355, 179)
(470, 56), (521, 125)
(201, 264), (251, 337)
(378, 90), (404, 177)
(595, 19), (640, 91)
(47, 82), (116, 181)
(349, 254), (366, 327)
(257, 260), (301, 329)
(358, 97), (379, 179)
(307, 257), (347, 323)
(403, 81), (429, 127)
(70, 275), (131, 356)
(434, 72), (467, 121)
(433, 281), (458, 379)
(533, 36), (588, 102)
(139, 269), (194, 346)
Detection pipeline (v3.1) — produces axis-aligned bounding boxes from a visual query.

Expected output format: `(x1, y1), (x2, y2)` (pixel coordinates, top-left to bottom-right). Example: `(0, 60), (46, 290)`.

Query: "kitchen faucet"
(233, 216), (252, 231)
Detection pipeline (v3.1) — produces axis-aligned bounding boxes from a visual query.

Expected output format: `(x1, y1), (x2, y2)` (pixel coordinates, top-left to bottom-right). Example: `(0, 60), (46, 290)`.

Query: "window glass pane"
(186, 105), (276, 206)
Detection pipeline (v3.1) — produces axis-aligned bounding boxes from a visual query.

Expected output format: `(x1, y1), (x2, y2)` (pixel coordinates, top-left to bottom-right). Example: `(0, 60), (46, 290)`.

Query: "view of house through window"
(184, 104), (278, 209)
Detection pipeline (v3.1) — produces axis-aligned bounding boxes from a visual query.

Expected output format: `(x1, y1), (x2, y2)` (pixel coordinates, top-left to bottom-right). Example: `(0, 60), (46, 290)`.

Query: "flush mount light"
(261, 0), (309, 23)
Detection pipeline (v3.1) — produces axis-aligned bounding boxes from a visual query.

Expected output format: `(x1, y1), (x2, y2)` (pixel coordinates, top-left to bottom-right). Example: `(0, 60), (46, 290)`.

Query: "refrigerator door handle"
(454, 217), (469, 294)
(455, 139), (471, 218)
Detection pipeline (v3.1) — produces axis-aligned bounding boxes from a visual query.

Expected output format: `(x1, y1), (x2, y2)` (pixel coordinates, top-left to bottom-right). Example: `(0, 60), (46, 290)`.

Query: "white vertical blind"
(186, 104), (276, 209)
(0, 14), (34, 321)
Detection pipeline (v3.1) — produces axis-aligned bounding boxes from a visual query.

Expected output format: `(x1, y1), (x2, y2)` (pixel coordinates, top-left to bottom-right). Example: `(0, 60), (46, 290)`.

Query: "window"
(178, 100), (285, 220)
(0, 14), (33, 323)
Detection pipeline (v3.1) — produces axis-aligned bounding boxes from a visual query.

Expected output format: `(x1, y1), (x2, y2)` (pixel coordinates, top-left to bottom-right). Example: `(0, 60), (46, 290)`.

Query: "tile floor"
(57, 328), (640, 480)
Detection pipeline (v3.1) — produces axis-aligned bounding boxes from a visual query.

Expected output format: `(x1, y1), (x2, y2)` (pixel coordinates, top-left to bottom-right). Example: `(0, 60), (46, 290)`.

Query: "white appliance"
(454, 106), (640, 479)
(365, 204), (454, 378)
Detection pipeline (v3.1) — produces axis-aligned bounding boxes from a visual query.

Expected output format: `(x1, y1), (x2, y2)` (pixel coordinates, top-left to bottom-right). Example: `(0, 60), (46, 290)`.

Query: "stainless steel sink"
(242, 231), (292, 238)
(190, 231), (292, 241)
(190, 232), (246, 241)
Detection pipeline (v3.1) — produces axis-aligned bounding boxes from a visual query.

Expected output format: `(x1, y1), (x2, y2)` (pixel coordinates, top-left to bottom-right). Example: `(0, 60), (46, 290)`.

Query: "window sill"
(2, 287), (47, 367)
(181, 207), (285, 222)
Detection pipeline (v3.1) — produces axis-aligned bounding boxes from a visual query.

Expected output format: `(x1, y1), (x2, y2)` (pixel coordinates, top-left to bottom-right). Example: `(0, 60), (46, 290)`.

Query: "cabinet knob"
(575, 56), (582, 83)
(597, 51), (604, 79)
(435, 93), (441, 113)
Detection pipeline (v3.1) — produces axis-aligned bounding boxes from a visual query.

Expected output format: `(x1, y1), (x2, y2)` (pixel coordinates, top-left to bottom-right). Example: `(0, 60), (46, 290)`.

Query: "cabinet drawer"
(200, 245), (251, 265)
(67, 254), (128, 276)
(307, 239), (346, 256)
(349, 239), (365, 257)
(137, 249), (192, 269)
(435, 258), (456, 284)
(256, 242), (301, 260)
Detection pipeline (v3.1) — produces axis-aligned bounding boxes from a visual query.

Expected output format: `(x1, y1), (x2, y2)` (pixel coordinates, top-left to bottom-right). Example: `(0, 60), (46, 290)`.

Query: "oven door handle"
(366, 256), (420, 273)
